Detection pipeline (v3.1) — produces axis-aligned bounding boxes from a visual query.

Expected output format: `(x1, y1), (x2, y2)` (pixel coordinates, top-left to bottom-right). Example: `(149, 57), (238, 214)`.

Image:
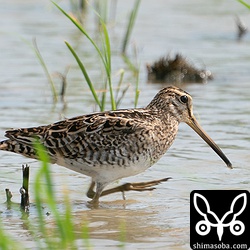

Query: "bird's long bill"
(186, 116), (233, 169)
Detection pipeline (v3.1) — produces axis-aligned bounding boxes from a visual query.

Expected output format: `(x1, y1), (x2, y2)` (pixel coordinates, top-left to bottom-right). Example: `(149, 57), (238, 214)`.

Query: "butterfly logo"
(193, 192), (247, 241)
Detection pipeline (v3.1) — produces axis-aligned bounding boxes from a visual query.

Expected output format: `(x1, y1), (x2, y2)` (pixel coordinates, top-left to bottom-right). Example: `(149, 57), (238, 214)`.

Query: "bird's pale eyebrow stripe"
(187, 102), (192, 117)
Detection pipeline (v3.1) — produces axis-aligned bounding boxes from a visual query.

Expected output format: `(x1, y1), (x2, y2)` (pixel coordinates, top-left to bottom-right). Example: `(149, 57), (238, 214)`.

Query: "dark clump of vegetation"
(146, 53), (213, 84)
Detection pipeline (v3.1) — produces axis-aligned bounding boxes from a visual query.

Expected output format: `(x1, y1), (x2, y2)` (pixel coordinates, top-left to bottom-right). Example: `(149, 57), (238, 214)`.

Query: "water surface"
(0, 0), (249, 249)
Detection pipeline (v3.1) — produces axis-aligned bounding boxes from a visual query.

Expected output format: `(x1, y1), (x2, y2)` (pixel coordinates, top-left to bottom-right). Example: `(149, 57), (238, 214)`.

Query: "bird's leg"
(86, 181), (96, 199)
(87, 182), (106, 205)
(86, 177), (171, 201)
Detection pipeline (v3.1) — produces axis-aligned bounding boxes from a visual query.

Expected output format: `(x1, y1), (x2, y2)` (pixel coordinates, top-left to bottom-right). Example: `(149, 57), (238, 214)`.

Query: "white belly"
(56, 154), (152, 184)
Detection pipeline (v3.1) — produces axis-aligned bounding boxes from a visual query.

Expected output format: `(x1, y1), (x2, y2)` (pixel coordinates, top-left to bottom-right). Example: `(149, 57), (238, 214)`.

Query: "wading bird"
(0, 86), (232, 204)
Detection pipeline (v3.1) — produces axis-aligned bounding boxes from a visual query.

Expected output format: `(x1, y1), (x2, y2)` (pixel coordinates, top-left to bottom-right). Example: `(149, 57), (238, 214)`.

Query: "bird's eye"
(180, 95), (188, 104)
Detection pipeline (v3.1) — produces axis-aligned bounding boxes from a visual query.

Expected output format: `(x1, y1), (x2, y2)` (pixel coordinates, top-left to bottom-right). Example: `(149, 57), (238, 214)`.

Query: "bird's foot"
(86, 177), (171, 203)
(87, 196), (100, 208)
(118, 177), (171, 194)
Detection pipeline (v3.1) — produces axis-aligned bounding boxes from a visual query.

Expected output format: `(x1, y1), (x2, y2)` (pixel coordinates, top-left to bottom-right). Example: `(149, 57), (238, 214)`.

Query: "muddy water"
(0, 0), (249, 249)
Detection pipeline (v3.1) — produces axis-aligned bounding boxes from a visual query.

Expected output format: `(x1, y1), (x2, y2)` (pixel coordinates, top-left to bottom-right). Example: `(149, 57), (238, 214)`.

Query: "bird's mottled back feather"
(1, 108), (177, 168)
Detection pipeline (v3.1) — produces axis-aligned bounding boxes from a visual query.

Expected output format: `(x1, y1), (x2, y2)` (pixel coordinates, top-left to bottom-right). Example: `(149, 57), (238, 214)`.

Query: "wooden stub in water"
(5, 188), (12, 209)
(20, 164), (30, 212)
(5, 188), (12, 203)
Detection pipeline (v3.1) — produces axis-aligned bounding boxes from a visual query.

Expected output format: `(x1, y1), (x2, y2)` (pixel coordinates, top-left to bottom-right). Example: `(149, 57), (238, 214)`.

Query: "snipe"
(0, 86), (232, 204)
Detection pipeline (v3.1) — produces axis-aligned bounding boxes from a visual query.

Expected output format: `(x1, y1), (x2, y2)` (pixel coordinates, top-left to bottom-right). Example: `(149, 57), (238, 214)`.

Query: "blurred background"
(0, 0), (249, 249)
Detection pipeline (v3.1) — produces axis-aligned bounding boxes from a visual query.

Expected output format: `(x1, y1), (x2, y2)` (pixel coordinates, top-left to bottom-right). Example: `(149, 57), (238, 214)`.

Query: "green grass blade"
(238, 0), (250, 9)
(33, 142), (55, 247)
(100, 20), (116, 110)
(118, 220), (126, 249)
(122, 0), (141, 54)
(116, 85), (130, 108)
(134, 81), (140, 108)
(65, 41), (102, 110)
(122, 53), (140, 108)
(115, 69), (125, 103)
(62, 192), (76, 249)
(32, 39), (58, 103)
(54, 1), (117, 111)
(0, 219), (20, 250)
(122, 54), (137, 73)
(101, 80), (107, 111)
(52, 1), (105, 67)
(95, 0), (108, 24)
(34, 141), (77, 249)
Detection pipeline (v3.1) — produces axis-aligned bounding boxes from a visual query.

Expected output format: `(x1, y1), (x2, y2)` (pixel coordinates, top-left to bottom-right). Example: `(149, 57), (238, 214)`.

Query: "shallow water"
(0, 0), (249, 249)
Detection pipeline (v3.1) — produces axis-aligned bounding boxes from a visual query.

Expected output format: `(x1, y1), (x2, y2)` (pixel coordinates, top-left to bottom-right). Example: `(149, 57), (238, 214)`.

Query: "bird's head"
(147, 86), (232, 169)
